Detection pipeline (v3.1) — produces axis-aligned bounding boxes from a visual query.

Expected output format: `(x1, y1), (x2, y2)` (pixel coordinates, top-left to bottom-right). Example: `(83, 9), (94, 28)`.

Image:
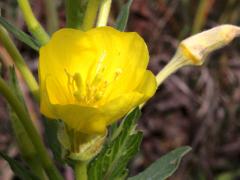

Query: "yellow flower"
(39, 27), (156, 134)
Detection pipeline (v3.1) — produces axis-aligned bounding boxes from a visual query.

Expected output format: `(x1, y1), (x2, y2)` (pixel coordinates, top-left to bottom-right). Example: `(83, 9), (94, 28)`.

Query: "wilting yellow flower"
(39, 27), (156, 134)
(156, 24), (240, 86)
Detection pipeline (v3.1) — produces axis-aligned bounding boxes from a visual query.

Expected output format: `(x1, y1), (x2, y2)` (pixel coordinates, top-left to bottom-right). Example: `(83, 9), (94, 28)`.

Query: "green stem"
(27, 158), (46, 179)
(65, 0), (88, 29)
(0, 26), (39, 101)
(96, 0), (112, 27)
(0, 77), (63, 180)
(17, 0), (49, 45)
(140, 49), (191, 109)
(43, 0), (59, 34)
(156, 51), (189, 86)
(82, 0), (101, 31)
(75, 161), (88, 180)
(10, 112), (46, 180)
(191, 0), (210, 34)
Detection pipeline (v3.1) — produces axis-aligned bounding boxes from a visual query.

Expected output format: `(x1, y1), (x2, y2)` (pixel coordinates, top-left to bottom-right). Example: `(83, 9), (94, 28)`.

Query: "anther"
(65, 69), (75, 95)
(114, 68), (122, 79)
(94, 91), (104, 101)
(73, 91), (84, 101)
(73, 73), (82, 89)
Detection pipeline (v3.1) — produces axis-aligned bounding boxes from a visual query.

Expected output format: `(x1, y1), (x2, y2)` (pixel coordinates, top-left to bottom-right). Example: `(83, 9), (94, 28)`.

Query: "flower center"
(65, 66), (122, 106)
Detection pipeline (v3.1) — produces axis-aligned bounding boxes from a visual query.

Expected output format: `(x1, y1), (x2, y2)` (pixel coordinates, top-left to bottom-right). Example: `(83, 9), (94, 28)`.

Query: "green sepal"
(58, 123), (106, 162)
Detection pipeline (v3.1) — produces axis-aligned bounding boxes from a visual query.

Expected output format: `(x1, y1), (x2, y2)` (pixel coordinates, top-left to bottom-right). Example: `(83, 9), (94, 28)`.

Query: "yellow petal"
(100, 92), (144, 125)
(42, 77), (107, 134)
(40, 79), (58, 119)
(86, 27), (150, 100)
(135, 70), (157, 100)
(45, 75), (73, 104)
(52, 104), (106, 134)
(39, 28), (99, 103)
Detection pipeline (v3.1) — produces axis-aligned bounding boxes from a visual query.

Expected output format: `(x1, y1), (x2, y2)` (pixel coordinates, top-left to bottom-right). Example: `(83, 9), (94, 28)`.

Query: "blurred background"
(1, 0), (240, 179)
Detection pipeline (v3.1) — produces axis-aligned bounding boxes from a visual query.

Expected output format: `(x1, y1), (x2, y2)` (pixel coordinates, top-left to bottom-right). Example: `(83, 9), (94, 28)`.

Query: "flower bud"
(156, 25), (240, 86)
(180, 24), (240, 65)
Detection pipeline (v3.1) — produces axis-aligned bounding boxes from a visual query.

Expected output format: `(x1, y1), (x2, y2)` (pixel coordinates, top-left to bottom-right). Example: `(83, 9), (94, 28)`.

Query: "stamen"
(65, 69), (75, 96)
(94, 91), (104, 101)
(73, 91), (83, 101)
(73, 73), (85, 101)
(96, 51), (106, 74)
(65, 66), (123, 105)
(73, 73), (82, 88)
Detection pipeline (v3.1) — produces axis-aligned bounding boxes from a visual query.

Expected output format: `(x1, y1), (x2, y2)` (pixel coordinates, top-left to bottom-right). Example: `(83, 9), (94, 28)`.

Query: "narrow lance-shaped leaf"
(0, 16), (40, 51)
(65, 0), (88, 29)
(88, 108), (143, 180)
(115, 0), (133, 31)
(128, 146), (192, 180)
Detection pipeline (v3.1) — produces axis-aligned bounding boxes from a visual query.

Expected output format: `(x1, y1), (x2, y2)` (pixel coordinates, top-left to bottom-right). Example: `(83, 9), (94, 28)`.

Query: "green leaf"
(88, 108), (143, 180)
(0, 16), (40, 51)
(0, 151), (39, 180)
(65, 0), (88, 29)
(128, 146), (192, 180)
(115, 0), (133, 31)
(43, 118), (63, 163)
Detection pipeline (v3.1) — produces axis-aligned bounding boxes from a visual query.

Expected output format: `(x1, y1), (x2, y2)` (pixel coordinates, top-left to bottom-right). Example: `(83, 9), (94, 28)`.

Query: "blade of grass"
(0, 16), (40, 51)
(65, 0), (88, 29)
(115, 0), (133, 31)
(191, 0), (214, 34)
(0, 25), (39, 101)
